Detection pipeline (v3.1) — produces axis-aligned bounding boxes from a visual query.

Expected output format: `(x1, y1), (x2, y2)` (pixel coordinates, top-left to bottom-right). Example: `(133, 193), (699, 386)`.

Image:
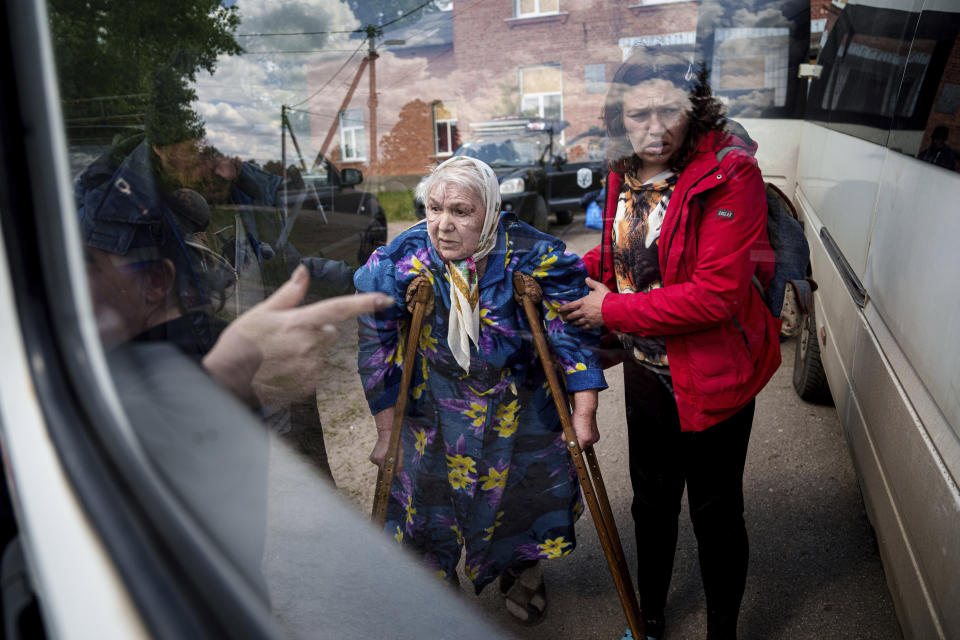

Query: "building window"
(584, 64), (606, 94)
(515, 0), (559, 18)
(520, 65), (563, 121)
(339, 108), (367, 161)
(712, 27), (791, 112)
(433, 102), (459, 156)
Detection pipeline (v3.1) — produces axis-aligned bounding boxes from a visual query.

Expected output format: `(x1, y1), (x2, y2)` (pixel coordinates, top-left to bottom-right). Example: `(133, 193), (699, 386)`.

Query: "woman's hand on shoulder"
(559, 278), (610, 329)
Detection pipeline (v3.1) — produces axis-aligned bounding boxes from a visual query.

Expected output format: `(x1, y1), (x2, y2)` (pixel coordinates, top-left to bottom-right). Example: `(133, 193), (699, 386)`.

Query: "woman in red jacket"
(561, 48), (780, 640)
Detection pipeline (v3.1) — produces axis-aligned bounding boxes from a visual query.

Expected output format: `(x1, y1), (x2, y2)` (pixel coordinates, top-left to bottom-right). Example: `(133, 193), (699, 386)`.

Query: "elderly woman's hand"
(560, 278), (610, 330)
(370, 407), (403, 471)
(571, 390), (600, 449)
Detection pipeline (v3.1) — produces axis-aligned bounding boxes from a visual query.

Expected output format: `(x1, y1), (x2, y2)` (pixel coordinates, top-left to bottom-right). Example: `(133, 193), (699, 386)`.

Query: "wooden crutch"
(372, 275), (434, 526)
(513, 272), (644, 640)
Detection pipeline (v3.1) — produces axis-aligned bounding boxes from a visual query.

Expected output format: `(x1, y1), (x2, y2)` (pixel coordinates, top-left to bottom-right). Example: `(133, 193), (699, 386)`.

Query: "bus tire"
(792, 303), (833, 404)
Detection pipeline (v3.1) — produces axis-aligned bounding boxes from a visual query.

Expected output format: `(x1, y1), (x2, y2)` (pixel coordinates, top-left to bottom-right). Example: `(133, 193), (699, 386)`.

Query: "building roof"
(381, 9), (452, 51)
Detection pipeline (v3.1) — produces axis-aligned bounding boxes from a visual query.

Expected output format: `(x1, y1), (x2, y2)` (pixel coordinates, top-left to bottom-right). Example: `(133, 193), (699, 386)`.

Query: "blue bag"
(585, 200), (603, 230)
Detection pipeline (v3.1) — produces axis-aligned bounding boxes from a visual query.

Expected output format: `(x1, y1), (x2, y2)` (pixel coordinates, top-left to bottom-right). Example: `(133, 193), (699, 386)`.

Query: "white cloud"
(194, 0), (361, 163)
(197, 101), (249, 127)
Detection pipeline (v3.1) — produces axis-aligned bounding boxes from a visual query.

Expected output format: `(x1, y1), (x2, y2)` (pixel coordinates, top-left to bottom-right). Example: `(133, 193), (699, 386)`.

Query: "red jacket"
(583, 130), (781, 431)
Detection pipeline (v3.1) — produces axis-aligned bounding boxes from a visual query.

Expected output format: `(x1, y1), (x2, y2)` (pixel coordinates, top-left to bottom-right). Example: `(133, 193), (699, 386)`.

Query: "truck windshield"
(454, 130), (549, 167)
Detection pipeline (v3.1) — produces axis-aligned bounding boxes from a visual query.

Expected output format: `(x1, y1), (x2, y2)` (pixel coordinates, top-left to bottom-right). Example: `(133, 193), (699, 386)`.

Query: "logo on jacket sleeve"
(717, 208), (735, 219)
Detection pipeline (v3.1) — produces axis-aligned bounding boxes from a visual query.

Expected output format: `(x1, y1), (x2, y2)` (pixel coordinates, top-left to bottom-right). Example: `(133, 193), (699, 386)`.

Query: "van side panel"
(852, 305), (960, 640)
(864, 152), (960, 449)
(796, 121), (960, 640)
(795, 122), (884, 278)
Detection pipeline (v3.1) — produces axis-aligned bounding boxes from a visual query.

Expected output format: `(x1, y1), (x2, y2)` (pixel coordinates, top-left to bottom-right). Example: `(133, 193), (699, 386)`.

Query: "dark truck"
(208, 157), (388, 310)
(417, 117), (607, 231)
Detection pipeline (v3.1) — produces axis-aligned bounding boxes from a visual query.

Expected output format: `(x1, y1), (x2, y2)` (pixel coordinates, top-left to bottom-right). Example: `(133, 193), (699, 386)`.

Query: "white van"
(791, 2), (960, 638)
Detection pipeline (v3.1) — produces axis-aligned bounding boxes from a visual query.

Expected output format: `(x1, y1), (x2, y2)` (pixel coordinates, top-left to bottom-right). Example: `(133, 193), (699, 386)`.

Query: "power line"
(378, 0), (435, 30)
(242, 48), (365, 55)
(235, 0), (435, 39)
(237, 28), (359, 37)
(287, 39), (367, 108)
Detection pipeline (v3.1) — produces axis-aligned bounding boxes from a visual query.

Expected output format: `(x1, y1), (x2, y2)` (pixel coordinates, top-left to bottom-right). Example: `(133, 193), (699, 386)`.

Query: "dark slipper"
(499, 563), (546, 624)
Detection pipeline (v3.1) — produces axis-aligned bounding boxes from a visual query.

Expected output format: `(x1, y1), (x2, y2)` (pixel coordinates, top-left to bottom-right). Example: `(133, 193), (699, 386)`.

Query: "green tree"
(49, 0), (242, 145)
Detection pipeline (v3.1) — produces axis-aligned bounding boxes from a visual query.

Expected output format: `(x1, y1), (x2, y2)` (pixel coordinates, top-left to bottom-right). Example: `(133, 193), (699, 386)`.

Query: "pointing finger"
(297, 292), (394, 327)
(259, 264), (309, 312)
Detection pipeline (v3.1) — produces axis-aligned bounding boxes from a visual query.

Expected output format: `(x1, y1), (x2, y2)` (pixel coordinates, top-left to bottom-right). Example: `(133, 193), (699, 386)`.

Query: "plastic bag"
(585, 200), (603, 230)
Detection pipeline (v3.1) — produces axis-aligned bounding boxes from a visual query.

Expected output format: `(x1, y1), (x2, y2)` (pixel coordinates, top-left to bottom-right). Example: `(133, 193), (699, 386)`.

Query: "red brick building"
(305, 1), (827, 183)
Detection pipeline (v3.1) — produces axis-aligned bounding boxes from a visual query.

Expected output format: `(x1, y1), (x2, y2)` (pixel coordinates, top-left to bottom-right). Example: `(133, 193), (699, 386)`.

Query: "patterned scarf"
(621, 170), (677, 250)
(439, 156), (501, 373)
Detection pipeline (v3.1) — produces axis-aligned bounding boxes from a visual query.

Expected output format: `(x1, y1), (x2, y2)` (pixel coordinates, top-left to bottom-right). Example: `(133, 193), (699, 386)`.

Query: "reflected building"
(299, 1), (845, 188)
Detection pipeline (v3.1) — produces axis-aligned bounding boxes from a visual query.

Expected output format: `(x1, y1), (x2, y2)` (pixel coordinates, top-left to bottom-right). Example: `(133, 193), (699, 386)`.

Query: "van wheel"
(531, 196), (549, 232)
(792, 304), (833, 404)
(555, 210), (574, 226)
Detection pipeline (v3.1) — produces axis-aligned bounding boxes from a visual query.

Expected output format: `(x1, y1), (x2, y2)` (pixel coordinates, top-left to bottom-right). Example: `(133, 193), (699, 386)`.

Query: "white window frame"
(338, 109), (366, 162)
(520, 93), (562, 119)
(433, 103), (458, 157)
(514, 0), (559, 18)
(519, 65), (563, 135)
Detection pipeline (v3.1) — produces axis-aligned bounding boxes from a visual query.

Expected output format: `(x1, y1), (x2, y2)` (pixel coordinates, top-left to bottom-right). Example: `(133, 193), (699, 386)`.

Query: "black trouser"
(624, 360), (754, 640)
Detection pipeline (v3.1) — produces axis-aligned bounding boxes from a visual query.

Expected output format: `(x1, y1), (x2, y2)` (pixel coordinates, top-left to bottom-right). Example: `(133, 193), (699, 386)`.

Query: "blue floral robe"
(354, 212), (606, 592)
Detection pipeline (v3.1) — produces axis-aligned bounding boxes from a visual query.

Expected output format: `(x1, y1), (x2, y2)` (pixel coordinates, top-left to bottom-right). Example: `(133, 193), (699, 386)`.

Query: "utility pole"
(281, 104), (287, 217)
(365, 24), (380, 171)
(312, 28), (403, 170)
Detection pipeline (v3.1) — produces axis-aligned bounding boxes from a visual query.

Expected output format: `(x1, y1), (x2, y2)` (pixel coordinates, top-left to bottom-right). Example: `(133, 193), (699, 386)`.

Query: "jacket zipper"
(731, 316), (752, 358)
(662, 164), (720, 281)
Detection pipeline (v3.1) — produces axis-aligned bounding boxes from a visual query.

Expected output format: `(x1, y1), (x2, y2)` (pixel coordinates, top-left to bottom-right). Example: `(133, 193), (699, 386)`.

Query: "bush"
(378, 189), (417, 222)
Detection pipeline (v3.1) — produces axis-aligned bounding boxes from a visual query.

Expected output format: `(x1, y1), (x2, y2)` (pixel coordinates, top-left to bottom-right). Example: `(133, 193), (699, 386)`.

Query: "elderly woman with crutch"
(354, 155), (611, 624)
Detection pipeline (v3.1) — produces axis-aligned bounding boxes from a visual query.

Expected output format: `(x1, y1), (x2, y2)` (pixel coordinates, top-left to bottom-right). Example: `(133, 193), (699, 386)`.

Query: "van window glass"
(807, 2), (924, 145)
(888, 7), (960, 170)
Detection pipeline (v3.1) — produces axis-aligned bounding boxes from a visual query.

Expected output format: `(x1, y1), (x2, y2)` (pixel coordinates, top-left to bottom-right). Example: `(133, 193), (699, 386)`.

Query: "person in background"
(76, 136), (390, 416)
(560, 47), (781, 640)
(149, 136), (366, 478)
(918, 125), (957, 171)
(75, 138), (390, 602)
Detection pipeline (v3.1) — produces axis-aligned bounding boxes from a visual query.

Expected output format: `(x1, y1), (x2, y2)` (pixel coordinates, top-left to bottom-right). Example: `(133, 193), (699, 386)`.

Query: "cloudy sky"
(194, 0), (364, 164)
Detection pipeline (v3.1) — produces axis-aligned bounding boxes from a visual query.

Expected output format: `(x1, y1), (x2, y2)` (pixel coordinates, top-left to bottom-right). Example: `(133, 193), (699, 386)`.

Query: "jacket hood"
(696, 124), (759, 163)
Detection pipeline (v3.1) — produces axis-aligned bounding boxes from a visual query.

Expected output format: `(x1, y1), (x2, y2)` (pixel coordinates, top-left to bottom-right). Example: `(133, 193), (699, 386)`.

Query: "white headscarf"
(429, 156), (501, 373)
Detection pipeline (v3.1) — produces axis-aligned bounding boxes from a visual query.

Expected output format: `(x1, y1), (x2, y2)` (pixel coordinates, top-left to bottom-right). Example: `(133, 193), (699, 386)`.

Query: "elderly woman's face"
(622, 78), (691, 173)
(425, 182), (485, 261)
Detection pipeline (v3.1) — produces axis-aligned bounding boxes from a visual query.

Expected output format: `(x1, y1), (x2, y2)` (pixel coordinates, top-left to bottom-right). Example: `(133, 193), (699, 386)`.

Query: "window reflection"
(695, 0), (808, 118)
(45, 0), (960, 634)
(809, 0), (960, 167)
